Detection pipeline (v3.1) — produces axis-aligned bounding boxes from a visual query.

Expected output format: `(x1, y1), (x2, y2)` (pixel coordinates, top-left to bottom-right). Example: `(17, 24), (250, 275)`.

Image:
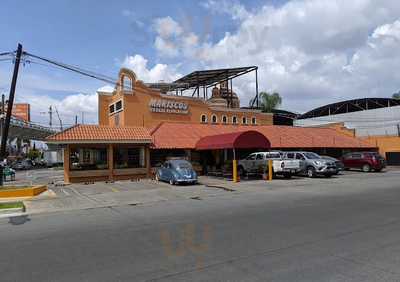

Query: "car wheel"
(307, 167), (316, 178)
(362, 164), (371, 172)
(324, 174), (332, 178)
(169, 179), (175, 185)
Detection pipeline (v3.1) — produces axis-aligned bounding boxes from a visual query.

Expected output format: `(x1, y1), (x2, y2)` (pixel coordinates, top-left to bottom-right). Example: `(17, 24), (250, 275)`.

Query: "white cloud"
(201, 0), (250, 21)
(190, 0), (400, 111)
(121, 54), (181, 82)
(153, 16), (183, 39)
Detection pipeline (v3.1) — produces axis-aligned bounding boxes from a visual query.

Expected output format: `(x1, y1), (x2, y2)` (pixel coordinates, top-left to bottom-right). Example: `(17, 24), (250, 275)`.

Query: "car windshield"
(171, 161), (192, 169)
(304, 152), (321, 159)
(269, 153), (281, 158)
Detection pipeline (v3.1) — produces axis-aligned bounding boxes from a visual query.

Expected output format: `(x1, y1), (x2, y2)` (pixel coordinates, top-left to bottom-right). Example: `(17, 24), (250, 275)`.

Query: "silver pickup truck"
(238, 151), (303, 178)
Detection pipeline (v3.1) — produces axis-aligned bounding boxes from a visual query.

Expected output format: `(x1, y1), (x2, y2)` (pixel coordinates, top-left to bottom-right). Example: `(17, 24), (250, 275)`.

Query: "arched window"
(201, 114), (207, 123)
(222, 115), (227, 124)
(232, 116), (237, 124)
(211, 114), (217, 123)
(251, 117), (257, 125)
(122, 75), (133, 91)
(242, 117), (247, 124)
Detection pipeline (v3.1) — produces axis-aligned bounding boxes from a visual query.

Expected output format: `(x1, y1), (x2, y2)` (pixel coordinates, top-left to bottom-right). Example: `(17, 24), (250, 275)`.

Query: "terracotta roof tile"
(151, 122), (375, 149)
(46, 125), (152, 144)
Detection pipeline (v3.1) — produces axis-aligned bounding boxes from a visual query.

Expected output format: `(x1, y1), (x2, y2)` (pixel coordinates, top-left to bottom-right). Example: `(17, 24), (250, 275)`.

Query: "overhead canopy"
(195, 130), (271, 150)
(174, 66), (257, 89)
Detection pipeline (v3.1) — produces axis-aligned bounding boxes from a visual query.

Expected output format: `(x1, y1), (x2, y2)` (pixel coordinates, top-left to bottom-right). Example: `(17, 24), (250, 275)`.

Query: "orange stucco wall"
(98, 69), (273, 128)
(317, 122), (400, 158)
(360, 136), (400, 157)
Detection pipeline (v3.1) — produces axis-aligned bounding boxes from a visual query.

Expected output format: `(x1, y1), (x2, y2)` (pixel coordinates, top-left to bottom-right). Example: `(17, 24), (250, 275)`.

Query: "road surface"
(1, 171), (400, 281)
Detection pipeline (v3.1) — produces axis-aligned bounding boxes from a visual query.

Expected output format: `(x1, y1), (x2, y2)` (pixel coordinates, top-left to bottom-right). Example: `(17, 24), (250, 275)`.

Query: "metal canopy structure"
(148, 66), (260, 107)
(298, 98), (400, 119)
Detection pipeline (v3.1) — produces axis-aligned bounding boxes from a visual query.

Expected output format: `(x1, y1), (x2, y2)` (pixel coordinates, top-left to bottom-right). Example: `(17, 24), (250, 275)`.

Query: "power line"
(23, 52), (124, 89)
(0, 51), (13, 57)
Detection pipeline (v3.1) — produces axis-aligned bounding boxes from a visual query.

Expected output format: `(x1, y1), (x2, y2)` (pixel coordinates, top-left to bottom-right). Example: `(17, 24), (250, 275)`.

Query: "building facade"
(98, 68), (273, 128)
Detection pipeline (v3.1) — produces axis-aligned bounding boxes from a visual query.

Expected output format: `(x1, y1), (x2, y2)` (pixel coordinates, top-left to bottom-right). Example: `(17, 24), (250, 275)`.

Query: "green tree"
(27, 149), (40, 160)
(392, 92), (400, 99)
(250, 92), (282, 112)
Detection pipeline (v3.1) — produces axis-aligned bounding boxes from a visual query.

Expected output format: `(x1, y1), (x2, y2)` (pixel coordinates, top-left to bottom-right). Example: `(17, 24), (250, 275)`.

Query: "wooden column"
(146, 146), (151, 177)
(63, 145), (70, 184)
(108, 144), (114, 181)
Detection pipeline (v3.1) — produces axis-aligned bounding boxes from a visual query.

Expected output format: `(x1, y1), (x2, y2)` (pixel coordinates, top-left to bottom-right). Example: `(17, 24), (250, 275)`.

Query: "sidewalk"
(23, 179), (234, 215)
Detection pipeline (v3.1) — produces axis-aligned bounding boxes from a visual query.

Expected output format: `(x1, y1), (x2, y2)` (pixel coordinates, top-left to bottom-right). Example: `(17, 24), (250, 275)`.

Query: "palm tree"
(250, 92), (282, 112)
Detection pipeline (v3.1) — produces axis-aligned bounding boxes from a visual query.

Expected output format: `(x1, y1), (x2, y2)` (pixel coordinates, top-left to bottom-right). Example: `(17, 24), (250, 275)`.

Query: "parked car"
(11, 159), (33, 170)
(321, 156), (344, 174)
(282, 151), (336, 177)
(155, 159), (198, 185)
(238, 151), (303, 178)
(341, 152), (386, 172)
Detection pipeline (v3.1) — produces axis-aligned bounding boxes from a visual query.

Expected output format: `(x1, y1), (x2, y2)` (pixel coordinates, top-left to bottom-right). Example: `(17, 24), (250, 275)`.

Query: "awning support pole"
(232, 148), (239, 183)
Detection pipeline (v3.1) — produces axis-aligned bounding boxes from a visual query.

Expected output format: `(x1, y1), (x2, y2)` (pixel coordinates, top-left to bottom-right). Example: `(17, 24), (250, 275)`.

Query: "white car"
(238, 151), (303, 178)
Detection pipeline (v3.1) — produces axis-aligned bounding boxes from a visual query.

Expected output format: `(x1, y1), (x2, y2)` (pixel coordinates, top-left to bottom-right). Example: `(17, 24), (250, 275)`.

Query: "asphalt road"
(1, 171), (400, 281)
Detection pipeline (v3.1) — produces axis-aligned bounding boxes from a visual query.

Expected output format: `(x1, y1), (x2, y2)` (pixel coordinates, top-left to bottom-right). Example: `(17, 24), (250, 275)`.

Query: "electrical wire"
(0, 52), (13, 57)
(23, 52), (123, 89)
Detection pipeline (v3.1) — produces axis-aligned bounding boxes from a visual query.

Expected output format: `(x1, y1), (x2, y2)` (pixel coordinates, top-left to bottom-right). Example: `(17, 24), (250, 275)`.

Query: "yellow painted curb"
(0, 185), (47, 198)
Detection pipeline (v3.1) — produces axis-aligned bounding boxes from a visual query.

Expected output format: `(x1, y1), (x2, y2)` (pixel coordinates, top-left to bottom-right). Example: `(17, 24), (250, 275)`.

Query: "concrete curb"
(0, 207), (25, 216)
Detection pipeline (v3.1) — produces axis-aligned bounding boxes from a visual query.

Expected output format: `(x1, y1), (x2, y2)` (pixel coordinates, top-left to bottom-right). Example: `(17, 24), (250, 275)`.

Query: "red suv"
(341, 152), (386, 172)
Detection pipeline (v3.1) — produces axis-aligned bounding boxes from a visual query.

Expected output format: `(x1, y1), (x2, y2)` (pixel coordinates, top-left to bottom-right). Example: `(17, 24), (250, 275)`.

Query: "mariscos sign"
(149, 99), (189, 114)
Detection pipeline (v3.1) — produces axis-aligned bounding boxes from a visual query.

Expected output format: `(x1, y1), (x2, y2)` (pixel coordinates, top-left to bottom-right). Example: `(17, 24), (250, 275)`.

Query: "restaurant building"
(47, 67), (376, 183)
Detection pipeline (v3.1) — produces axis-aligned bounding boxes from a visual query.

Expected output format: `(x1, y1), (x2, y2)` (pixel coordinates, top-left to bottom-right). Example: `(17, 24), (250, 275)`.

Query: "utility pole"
(54, 106), (63, 131)
(75, 115), (78, 125)
(0, 43), (23, 186)
(0, 94), (5, 141)
(49, 105), (53, 128)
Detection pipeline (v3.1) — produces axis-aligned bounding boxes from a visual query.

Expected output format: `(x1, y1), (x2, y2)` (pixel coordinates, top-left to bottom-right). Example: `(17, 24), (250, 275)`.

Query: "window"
(222, 115), (227, 124)
(115, 100), (122, 111)
(201, 114), (207, 123)
(296, 153), (305, 160)
(256, 154), (264, 160)
(251, 117), (256, 125)
(286, 152), (295, 159)
(114, 147), (145, 169)
(70, 147), (108, 170)
(352, 153), (362, 159)
(109, 104), (115, 114)
(232, 116), (237, 124)
(246, 154), (256, 160)
(211, 115), (217, 123)
(123, 75), (133, 91)
(242, 117), (247, 124)
(304, 152), (321, 159)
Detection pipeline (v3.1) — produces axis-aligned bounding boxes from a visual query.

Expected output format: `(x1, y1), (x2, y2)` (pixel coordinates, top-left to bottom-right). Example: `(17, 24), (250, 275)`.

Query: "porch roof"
(46, 124), (152, 144)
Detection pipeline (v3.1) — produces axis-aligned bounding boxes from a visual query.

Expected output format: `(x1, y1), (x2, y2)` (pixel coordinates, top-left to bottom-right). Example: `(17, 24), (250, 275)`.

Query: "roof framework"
(147, 66), (260, 107)
(299, 98), (400, 119)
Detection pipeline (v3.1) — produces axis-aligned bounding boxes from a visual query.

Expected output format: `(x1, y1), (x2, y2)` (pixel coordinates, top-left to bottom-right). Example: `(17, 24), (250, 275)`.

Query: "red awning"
(195, 130), (271, 150)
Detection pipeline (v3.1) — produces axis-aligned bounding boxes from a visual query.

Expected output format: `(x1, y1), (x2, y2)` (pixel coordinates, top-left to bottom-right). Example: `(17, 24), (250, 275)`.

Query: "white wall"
(294, 105), (400, 137)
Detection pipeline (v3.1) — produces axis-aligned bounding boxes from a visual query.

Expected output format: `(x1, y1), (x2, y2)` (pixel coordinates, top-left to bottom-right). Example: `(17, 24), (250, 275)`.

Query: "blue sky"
(1, 0), (399, 127)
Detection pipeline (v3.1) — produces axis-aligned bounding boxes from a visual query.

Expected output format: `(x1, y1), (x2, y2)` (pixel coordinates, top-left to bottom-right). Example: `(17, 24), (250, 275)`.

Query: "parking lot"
(6, 166), (398, 215)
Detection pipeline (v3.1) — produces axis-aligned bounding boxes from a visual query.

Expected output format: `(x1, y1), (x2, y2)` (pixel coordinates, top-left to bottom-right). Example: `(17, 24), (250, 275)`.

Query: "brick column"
(63, 145), (70, 184)
(108, 144), (114, 181)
